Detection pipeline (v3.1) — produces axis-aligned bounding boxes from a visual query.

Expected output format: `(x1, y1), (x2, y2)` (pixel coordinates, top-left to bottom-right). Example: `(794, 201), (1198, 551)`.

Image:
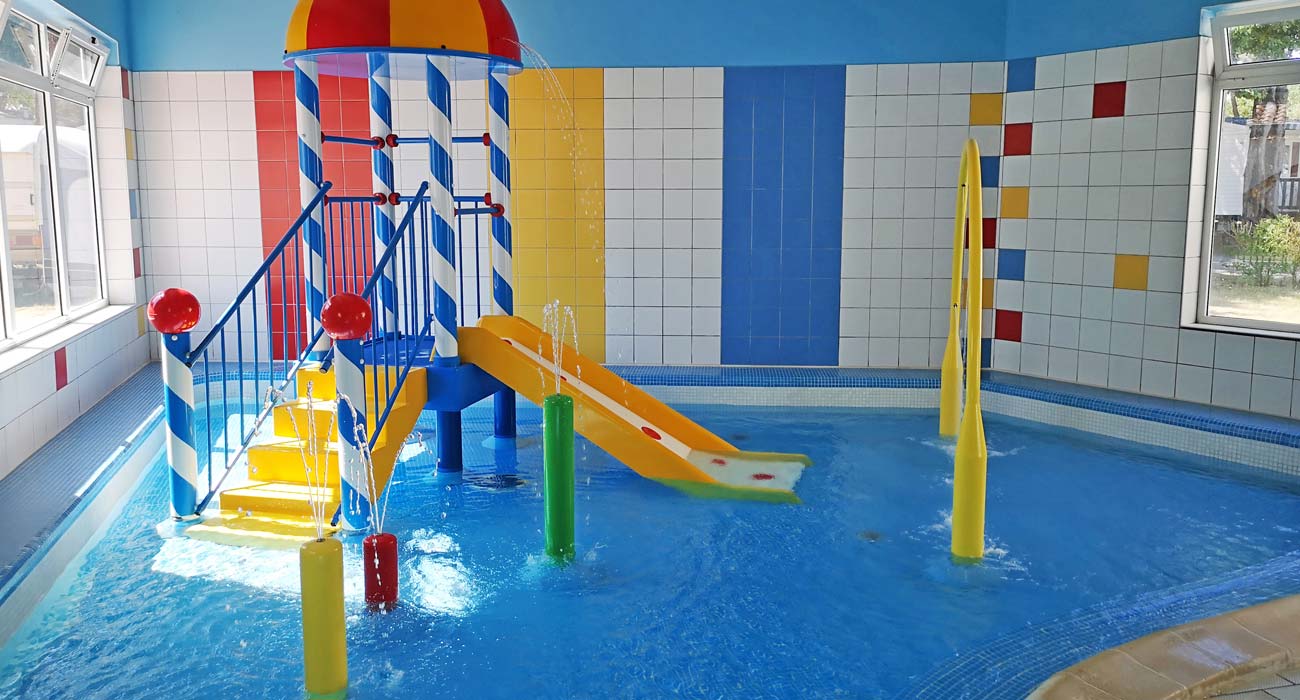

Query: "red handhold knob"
(388, 192), (401, 206)
(481, 132), (491, 147)
(387, 134), (400, 149)
(321, 293), (372, 341)
(364, 532), (399, 611)
(148, 288), (201, 334)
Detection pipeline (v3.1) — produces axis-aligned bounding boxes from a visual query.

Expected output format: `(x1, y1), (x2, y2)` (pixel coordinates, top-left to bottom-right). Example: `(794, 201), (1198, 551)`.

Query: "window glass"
(1208, 83), (1300, 326)
(0, 78), (59, 330)
(44, 27), (60, 71)
(57, 40), (98, 86)
(1228, 19), (1300, 65)
(52, 98), (98, 307)
(0, 13), (40, 73)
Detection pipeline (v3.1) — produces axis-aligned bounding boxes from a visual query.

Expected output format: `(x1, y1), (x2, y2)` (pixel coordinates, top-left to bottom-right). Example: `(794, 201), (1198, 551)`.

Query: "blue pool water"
(2, 403), (1300, 699)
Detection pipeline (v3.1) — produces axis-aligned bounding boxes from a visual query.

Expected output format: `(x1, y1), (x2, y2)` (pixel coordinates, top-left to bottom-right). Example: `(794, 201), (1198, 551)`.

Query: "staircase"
(221, 364), (427, 519)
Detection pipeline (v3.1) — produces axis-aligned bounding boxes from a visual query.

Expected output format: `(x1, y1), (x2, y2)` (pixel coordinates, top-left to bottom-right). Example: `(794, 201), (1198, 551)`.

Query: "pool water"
(3, 403), (1299, 699)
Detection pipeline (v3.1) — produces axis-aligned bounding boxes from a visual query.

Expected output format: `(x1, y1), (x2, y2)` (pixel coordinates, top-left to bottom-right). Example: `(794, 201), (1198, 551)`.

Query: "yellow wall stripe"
(509, 68), (605, 361)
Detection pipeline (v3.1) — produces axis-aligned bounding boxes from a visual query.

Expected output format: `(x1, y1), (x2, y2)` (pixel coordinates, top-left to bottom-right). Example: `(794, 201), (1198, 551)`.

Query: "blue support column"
(161, 332), (199, 519)
(335, 337), (373, 531)
(428, 56), (463, 474)
(487, 68), (517, 439)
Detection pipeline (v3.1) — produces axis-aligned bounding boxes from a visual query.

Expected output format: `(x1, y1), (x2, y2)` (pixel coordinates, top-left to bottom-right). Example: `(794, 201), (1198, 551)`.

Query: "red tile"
(254, 99), (287, 131)
(983, 218), (998, 249)
(1004, 123), (1033, 156)
(253, 71), (285, 101)
(257, 131), (288, 162)
(339, 76), (369, 102)
(132, 248), (142, 278)
(341, 100), (370, 133)
(258, 160), (287, 190)
(54, 347), (68, 390)
(994, 310), (1022, 342)
(1093, 82), (1126, 118)
(121, 68), (131, 101)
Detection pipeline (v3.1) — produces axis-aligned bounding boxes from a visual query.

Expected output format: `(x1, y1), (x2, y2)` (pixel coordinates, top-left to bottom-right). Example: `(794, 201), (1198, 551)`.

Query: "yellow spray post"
(300, 538), (348, 698)
(942, 140), (990, 562)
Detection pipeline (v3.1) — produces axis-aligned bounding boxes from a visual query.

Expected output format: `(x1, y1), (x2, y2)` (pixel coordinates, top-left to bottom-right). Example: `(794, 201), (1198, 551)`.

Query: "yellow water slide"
(460, 316), (811, 503)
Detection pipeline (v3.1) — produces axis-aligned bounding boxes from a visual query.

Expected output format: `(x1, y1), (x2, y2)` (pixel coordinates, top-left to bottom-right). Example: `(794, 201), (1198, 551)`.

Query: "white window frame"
(1200, 3), (1300, 337)
(0, 5), (109, 350)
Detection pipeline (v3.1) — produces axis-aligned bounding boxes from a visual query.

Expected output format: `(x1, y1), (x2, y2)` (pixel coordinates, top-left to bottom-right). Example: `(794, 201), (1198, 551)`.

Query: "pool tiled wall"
(123, 36), (1300, 422)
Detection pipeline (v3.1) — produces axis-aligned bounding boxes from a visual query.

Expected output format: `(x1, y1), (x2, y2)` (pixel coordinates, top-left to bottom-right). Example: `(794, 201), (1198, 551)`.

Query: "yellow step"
(295, 364), (414, 402)
(271, 397), (413, 443)
(188, 513), (339, 550)
(220, 482), (340, 518)
(247, 437), (338, 484)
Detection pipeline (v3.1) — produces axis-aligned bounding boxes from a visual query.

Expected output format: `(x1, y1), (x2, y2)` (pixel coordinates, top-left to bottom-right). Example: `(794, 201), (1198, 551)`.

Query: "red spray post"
(363, 532), (399, 611)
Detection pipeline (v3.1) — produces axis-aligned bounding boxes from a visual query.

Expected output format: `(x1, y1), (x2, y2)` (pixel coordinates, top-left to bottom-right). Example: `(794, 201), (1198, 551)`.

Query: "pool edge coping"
(1027, 593), (1300, 700)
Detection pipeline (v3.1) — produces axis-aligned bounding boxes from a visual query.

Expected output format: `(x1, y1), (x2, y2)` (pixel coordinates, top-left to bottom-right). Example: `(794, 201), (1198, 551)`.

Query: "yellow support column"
(947, 140), (990, 562)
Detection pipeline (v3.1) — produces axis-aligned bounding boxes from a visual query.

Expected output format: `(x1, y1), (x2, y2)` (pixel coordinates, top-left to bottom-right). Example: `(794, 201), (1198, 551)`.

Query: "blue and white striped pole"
(334, 338), (372, 532)
(368, 53), (399, 333)
(162, 332), (199, 519)
(427, 55), (463, 473)
(294, 58), (330, 357)
(487, 68), (516, 439)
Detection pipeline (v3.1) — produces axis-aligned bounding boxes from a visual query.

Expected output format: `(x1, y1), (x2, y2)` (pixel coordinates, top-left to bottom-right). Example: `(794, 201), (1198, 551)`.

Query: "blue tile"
(981, 156), (1000, 188)
(750, 337), (783, 365)
(998, 248), (1026, 281)
(751, 277), (782, 309)
(808, 337), (840, 366)
(981, 338), (994, 369)
(810, 249), (842, 280)
(1006, 57), (1036, 93)
(720, 334), (750, 365)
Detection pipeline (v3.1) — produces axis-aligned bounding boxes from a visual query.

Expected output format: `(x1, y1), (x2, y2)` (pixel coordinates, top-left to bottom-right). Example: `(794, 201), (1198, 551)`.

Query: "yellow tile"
(546, 219), (576, 248)
(137, 306), (147, 337)
(547, 190), (576, 219)
(512, 100), (546, 130)
(1000, 186), (1029, 218)
(544, 159), (576, 189)
(575, 220), (604, 249)
(516, 253), (547, 276)
(547, 250), (577, 276)
(512, 130), (545, 160)
(982, 278), (995, 309)
(576, 129), (604, 156)
(547, 278), (577, 304)
(125, 129), (137, 161)
(510, 71), (545, 99)
(514, 191), (546, 219)
(575, 159), (603, 191)
(575, 252), (604, 277)
(545, 130), (576, 160)
(1114, 255), (1150, 290)
(969, 93), (1004, 126)
(572, 68), (604, 99)
(545, 101), (576, 131)
(576, 190), (604, 219)
(574, 278), (605, 306)
(543, 68), (574, 98)
(516, 277), (548, 304)
(513, 160), (545, 188)
(574, 98), (604, 130)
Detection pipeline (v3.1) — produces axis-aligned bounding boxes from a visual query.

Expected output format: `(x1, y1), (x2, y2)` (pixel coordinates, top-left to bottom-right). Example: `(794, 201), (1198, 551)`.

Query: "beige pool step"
(1028, 594), (1300, 700)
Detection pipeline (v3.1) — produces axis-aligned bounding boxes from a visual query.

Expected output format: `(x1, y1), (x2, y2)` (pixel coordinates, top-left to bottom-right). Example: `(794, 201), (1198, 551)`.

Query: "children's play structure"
(146, 0), (811, 694)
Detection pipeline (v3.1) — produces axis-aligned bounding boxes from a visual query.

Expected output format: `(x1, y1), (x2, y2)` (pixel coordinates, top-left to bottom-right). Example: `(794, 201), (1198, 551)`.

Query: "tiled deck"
(0, 366), (161, 596)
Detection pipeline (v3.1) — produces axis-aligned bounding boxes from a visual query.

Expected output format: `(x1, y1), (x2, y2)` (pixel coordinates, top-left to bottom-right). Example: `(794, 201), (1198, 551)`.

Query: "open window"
(1202, 5), (1300, 335)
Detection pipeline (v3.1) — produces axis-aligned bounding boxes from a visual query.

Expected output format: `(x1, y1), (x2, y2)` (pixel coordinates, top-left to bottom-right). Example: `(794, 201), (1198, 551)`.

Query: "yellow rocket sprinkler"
(940, 140), (990, 562)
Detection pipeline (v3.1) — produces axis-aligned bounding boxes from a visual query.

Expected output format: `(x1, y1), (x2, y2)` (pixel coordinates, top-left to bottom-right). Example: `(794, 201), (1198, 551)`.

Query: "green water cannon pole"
(543, 394), (576, 562)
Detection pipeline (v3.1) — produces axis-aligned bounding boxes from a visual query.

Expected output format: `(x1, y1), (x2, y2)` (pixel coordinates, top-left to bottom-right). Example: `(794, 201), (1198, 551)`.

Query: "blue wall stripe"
(721, 66), (845, 368)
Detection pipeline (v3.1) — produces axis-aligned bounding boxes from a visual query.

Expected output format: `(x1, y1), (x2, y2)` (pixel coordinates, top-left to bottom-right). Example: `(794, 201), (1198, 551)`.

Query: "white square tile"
(1095, 46), (1129, 83)
(1061, 85), (1093, 120)
(846, 96), (876, 127)
(1251, 374), (1294, 416)
(908, 64), (941, 94)
(939, 63), (972, 94)
(846, 65), (877, 96)
(1141, 360), (1176, 397)
(1125, 78), (1161, 116)
(1214, 333), (1254, 372)
(1034, 88), (1063, 122)
(1063, 51), (1096, 86)
(1158, 75), (1196, 113)
(1161, 38), (1200, 77)
(1212, 368), (1252, 409)
(877, 65), (909, 95)
(693, 68), (724, 98)
(1108, 355), (1142, 391)
(1035, 55), (1066, 89)
(1128, 42), (1164, 80)
(1253, 338), (1296, 378)
(971, 62), (1005, 93)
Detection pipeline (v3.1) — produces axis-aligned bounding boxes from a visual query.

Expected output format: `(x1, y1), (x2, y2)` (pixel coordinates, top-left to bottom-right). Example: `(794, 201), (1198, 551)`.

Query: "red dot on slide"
(642, 427), (662, 440)
(711, 458), (727, 466)
(560, 375), (568, 382)
(752, 473), (775, 481)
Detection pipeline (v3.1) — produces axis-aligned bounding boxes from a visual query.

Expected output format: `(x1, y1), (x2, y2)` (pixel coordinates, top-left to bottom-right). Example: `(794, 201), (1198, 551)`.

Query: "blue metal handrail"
(185, 183), (334, 515)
